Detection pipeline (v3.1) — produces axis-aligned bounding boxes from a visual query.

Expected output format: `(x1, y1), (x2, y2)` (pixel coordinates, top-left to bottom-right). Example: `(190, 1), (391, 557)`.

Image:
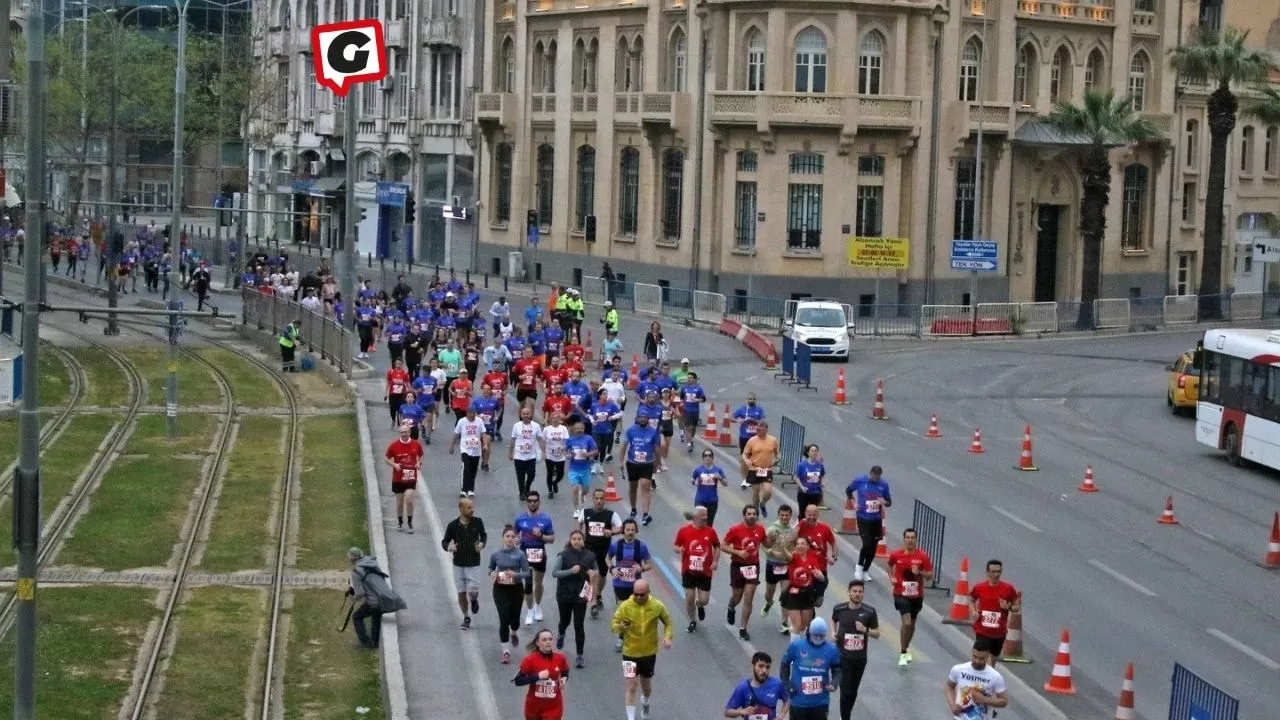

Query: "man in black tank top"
(575, 488), (622, 617)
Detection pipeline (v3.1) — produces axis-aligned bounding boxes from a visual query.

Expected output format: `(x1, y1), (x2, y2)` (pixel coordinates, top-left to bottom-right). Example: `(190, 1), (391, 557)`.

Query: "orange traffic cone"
(1043, 628), (1077, 695)
(584, 329), (595, 361)
(627, 354), (641, 389)
(1000, 594), (1031, 663)
(1113, 663), (1136, 720)
(875, 522), (890, 560)
(717, 411), (734, 447)
(1259, 512), (1280, 569)
(942, 557), (973, 625)
(1015, 424), (1038, 471)
(837, 497), (860, 536)
(870, 379), (888, 420)
(1079, 465), (1099, 493)
(603, 473), (622, 502)
(832, 368), (850, 405)
(968, 428), (986, 454)
(703, 404), (720, 441)
(1157, 496), (1179, 525)
(926, 414), (942, 438)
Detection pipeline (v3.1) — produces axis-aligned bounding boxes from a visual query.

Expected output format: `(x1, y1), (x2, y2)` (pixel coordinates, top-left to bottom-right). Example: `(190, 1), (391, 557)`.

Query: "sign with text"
(1252, 238), (1280, 263)
(846, 236), (909, 270)
(950, 239), (999, 272)
(375, 182), (408, 207)
(311, 20), (388, 97)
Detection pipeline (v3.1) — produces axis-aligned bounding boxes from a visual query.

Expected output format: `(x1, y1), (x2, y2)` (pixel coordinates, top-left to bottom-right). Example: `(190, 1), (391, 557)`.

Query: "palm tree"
(1045, 88), (1160, 329)
(1244, 86), (1280, 125)
(1168, 27), (1278, 319)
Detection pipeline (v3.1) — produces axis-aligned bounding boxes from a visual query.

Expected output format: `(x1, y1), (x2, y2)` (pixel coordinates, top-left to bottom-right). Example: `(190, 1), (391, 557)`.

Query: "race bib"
(534, 679), (557, 699)
(579, 583), (594, 602)
(573, 449), (587, 460)
(480, 413), (493, 424)
(901, 581), (920, 598)
(684, 393), (697, 403)
(688, 555), (706, 572)
(525, 547), (545, 563)
(699, 474), (718, 486)
(400, 468), (417, 481)
(595, 413), (608, 422)
(661, 411), (673, 420)
(391, 382), (405, 394)
(756, 468), (770, 477)
(588, 521), (606, 537)
(517, 440), (535, 454)
(865, 499), (882, 513)
(622, 661), (637, 679)
(981, 610), (1002, 629)
(463, 437), (481, 452)
(749, 714), (769, 720)
(522, 374), (535, 384)
(632, 451), (648, 462)
(843, 634), (865, 652)
(616, 566), (637, 582)
(800, 676), (823, 695)
(738, 565), (758, 580)
(807, 472), (822, 482)
(497, 570), (516, 585)
(390, 334), (403, 343)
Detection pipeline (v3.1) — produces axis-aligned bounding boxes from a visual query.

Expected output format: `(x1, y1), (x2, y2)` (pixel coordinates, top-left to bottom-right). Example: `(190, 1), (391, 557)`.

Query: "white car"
(784, 300), (854, 362)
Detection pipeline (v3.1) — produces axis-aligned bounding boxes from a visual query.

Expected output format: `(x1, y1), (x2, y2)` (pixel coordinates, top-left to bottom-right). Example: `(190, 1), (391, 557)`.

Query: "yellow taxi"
(1166, 350), (1200, 415)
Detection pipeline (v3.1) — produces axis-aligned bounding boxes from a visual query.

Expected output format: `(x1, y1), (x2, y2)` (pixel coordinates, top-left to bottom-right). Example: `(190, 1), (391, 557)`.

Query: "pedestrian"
(780, 617), (841, 720)
(794, 444), (826, 517)
(384, 423), (422, 533)
(513, 628), (571, 720)
(191, 261), (211, 310)
(968, 559), (1020, 667)
(674, 506), (720, 633)
(643, 321), (664, 362)
(278, 319), (301, 373)
(345, 547), (392, 649)
(448, 404), (485, 497)
(887, 528), (933, 667)
(442, 497), (488, 630)
(490, 524), (532, 663)
(732, 393), (766, 489)
(575, 488), (622, 619)
(610, 579), (674, 720)
(515, 491), (556, 626)
(551, 529), (597, 668)
(721, 505), (767, 641)
(741, 420), (780, 517)
(845, 465), (892, 581)
(830, 580), (879, 720)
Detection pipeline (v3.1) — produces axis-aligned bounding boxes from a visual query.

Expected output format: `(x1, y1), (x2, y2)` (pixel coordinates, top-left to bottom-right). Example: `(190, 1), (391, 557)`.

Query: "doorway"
(1034, 205), (1062, 303)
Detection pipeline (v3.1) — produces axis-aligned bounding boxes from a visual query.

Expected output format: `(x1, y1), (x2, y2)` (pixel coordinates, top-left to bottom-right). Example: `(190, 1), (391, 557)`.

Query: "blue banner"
(376, 182), (409, 208)
(795, 342), (813, 387)
(291, 179), (315, 193)
(779, 336), (795, 378)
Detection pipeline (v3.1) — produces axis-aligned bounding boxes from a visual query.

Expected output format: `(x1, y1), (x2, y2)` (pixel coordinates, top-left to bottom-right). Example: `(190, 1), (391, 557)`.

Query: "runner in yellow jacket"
(609, 579), (674, 720)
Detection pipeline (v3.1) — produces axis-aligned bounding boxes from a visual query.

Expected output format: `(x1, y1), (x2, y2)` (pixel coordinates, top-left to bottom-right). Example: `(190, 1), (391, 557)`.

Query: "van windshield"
(794, 307), (847, 328)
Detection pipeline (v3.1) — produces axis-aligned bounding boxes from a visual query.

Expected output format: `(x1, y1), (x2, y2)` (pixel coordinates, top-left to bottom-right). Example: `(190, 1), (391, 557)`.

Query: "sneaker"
(686, 443), (694, 453)
(590, 604), (600, 620)
(466, 491), (476, 498)
(470, 596), (480, 614)
(852, 567), (865, 582)
(758, 504), (768, 519)
(501, 650), (511, 664)
(481, 463), (490, 472)
(697, 605), (705, 622)
(511, 632), (519, 646)
(629, 508), (638, 518)
(686, 621), (697, 633)
(898, 653), (909, 668)
(524, 609), (534, 626)
(761, 599), (773, 616)
(642, 698), (651, 719)
(740, 480), (750, 490)
(904, 650), (914, 663)
(575, 655), (585, 669)
(459, 491), (468, 498)
(779, 622), (790, 634)
(642, 514), (653, 527)
(533, 606), (543, 622)
(461, 616), (472, 630)
(739, 628), (751, 642)
(726, 606), (736, 626)
(556, 634), (565, 650)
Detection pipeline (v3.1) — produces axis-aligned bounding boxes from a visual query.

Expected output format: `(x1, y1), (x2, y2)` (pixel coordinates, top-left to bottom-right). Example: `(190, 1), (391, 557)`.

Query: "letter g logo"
(311, 19), (388, 97)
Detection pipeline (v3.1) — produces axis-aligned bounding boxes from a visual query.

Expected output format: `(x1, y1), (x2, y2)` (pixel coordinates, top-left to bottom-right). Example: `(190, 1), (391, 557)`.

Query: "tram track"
(0, 345), (87, 498)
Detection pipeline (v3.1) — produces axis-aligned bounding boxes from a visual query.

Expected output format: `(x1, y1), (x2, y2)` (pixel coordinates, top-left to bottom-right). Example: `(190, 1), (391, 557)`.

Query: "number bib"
(534, 679), (557, 699)
(632, 451), (648, 462)
(738, 565), (758, 580)
(699, 474), (718, 486)
(981, 610), (1002, 629)
(661, 411), (672, 420)
(525, 547), (545, 564)
(800, 676), (824, 695)
(480, 413), (493, 424)
(749, 714), (769, 720)
(595, 413), (609, 423)
(684, 393), (697, 403)
(622, 661), (638, 679)
(517, 440), (535, 454)
(756, 468), (770, 477)
(579, 583), (594, 602)
(463, 437), (481, 452)
(573, 449), (588, 460)
(391, 382), (405, 394)
(843, 633), (865, 652)
(400, 468), (417, 482)
(587, 521), (606, 537)
(688, 555), (706, 572)
(901, 580), (920, 598)
(864, 499), (882, 513)
(497, 571), (516, 585)
(616, 566), (638, 582)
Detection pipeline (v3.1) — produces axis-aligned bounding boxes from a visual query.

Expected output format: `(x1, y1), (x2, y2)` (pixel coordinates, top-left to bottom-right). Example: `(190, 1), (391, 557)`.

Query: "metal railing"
(240, 287), (355, 374)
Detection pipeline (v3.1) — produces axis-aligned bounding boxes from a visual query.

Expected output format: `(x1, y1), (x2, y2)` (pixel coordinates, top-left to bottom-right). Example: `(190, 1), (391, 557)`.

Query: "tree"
(1244, 86), (1280, 125)
(1045, 88), (1160, 329)
(1168, 27), (1279, 318)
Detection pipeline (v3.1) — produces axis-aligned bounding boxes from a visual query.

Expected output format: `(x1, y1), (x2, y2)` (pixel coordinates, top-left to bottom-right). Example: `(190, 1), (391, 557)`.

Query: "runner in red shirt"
(794, 503), (838, 608)
(514, 629), (571, 720)
(483, 367), (509, 434)
(721, 505), (768, 641)
(385, 359), (412, 430)
(541, 384), (574, 424)
(968, 559), (1021, 665)
(513, 348), (543, 407)
(562, 339), (585, 367)
(449, 374), (473, 422)
(541, 356), (569, 393)
(886, 528), (934, 666)
(383, 424), (423, 533)
(782, 535), (825, 637)
(673, 506), (720, 633)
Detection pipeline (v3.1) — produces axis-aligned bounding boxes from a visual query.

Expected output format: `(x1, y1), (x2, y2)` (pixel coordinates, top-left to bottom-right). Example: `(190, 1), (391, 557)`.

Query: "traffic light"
(585, 215), (597, 243)
(359, 207), (368, 222)
(405, 197), (416, 224)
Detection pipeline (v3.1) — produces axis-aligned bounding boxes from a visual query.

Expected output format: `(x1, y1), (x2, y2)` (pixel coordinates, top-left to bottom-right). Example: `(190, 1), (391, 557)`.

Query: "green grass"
(287, 368), (352, 408)
(153, 587), (264, 720)
(65, 347), (131, 407)
(129, 413), (219, 456)
(195, 348), (284, 408)
(200, 416), (286, 572)
(282, 589), (384, 720)
(295, 414), (364, 571)
(0, 587), (157, 719)
(39, 346), (74, 407)
(0, 415), (121, 567)
(117, 348), (223, 407)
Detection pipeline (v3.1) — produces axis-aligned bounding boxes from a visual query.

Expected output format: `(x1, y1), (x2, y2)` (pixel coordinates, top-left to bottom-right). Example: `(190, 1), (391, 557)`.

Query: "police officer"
(602, 301), (620, 335)
(279, 319), (302, 372)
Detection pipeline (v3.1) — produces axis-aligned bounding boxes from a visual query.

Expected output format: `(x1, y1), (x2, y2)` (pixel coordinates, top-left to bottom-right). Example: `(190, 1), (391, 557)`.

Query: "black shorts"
(659, 419), (674, 437)
(587, 545), (610, 576)
(739, 437), (750, 453)
(748, 470), (774, 486)
(681, 572), (712, 592)
(782, 585), (814, 611)
(622, 654), (656, 679)
(858, 518), (885, 542)
(975, 634), (1006, 657)
(391, 482), (416, 495)
(765, 563), (789, 585)
(729, 563), (761, 589)
(682, 411), (700, 428)
(812, 577), (829, 602)
(433, 389), (444, 404)
(613, 585), (634, 604)
(626, 462), (656, 484)
(893, 595), (925, 619)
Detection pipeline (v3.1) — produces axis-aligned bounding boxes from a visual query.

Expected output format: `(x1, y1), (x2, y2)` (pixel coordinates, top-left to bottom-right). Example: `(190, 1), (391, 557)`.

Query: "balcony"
(709, 93), (920, 132)
(1016, 0), (1114, 23)
(531, 93), (558, 121)
(639, 92), (689, 129)
(1131, 9), (1157, 33)
(425, 16), (462, 46)
(966, 0), (992, 16)
(475, 92), (517, 128)
(857, 96), (922, 129)
(267, 30), (286, 56)
(967, 102), (1013, 133)
(572, 92), (599, 117)
(529, 0), (646, 12)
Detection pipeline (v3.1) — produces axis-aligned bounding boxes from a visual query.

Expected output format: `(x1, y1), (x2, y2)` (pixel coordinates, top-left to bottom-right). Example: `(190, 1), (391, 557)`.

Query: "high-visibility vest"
(280, 325), (297, 348)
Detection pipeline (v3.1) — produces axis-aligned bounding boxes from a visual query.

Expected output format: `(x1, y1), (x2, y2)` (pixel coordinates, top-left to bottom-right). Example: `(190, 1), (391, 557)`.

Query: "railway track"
(0, 345), (88, 496)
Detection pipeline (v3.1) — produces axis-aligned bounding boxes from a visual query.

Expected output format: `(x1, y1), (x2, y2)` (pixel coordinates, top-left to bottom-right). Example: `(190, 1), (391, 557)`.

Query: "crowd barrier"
(1169, 663), (1238, 719)
(911, 499), (950, 593)
(241, 287), (355, 375)
(775, 415), (806, 489)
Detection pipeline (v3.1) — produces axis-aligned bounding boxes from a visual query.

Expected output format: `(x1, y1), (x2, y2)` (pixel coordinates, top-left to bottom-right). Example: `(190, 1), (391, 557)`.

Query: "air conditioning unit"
(308, 160), (324, 175)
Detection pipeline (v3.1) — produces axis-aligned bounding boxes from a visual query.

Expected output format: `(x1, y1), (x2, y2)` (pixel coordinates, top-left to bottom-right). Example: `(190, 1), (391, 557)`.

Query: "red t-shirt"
(542, 394), (574, 419)
(449, 378), (473, 411)
(514, 358), (542, 392)
(385, 439), (423, 486)
(386, 368), (411, 397)
(674, 524), (720, 576)
(562, 359), (585, 376)
(970, 580), (1019, 637)
(787, 549), (823, 591)
(723, 522), (768, 566)
(887, 548), (933, 599)
(563, 344), (585, 364)
(518, 651), (570, 718)
(795, 520), (836, 571)
(482, 371), (508, 395)
(542, 367), (569, 392)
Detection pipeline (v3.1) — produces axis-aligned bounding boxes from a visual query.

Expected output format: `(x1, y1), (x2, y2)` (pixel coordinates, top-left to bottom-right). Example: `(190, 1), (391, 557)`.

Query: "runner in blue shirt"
(355, 303), (377, 359)
(732, 394), (766, 488)
(543, 324), (564, 359)
(780, 618), (841, 717)
(845, 465), (892, 582)
(794, 444), (826, 517)
(527, 325), (546, 358)
(606, 518), (652, 651)
(619, 414), (661, 525)
(588, 390), (623, 467)
(726, 651), (790, 720)
(514, 491), (556, 626)
(470, 388), (502, 472)
(564, 420), (599, 509)
(634, 392), (664, 425)
(385, 317), (409, 366)
(412, 370), (438, 439)
(562, 373), (593, 424)
(678, 372), (708, 452)
(692, 450), (728, 527)
(398, 391), (427, 445)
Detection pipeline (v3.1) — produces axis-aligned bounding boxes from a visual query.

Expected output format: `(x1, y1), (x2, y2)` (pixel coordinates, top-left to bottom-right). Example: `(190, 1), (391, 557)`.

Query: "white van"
(784, 299), (854, 362)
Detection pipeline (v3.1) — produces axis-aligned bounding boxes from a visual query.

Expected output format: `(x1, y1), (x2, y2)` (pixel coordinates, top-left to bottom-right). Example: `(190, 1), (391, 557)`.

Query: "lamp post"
(923, 2), (950, 305)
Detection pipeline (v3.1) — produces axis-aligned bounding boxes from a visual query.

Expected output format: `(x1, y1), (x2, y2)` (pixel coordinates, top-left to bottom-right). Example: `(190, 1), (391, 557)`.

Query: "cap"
(808, 617), (829, 637)
(680, 357), (690, 364)
(604, 301), (613, 307)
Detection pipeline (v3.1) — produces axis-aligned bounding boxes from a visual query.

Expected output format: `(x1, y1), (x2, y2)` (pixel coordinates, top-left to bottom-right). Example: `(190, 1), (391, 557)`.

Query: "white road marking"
(989, 505), (1042, 533)
(899, 427), (918, 436)
(1088, 559), (1157, 597)
(917, 466), (957, 488)
(716, 388), (729, 394)
(831, 407), (844, 424)
(1208, 628), (1280, 671)
(745, 376), (758, 382)
(856, 434), (885, 451)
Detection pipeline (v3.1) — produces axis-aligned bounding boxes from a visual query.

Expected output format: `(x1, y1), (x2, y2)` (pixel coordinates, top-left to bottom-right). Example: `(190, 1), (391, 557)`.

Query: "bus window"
(1221, 355), (1246, 409)
(1244, 362), (1269, 416)
(1201, 351), (1220, 403)
(1192, 346), (1204, 371)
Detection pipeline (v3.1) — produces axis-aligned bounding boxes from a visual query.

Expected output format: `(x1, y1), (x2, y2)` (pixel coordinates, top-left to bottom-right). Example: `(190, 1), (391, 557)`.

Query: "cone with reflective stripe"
(1259, 511), (1280, 569)
(926, 414), (942, 438)
(1043, 628), (1077, 695)
(837, 497), (860, 536)
(1079, 465), (1099, 493)
(717, 410), (734, 447)
(603, 472), (622, 503)
(627, 354), (641, 389)
(968, 428), (986, 454)
(1015, 424), (1038, 471)
(701, 404), (719, 441)
(584, 329), (595, 361)
(1113, 663), (1136, 720)
(1000, 594), (1032, 663)
(832, 368), (850, 405)
(942, 556), (973, 625)
(1157, 495), (1179, 525)
(870, 379), (888, 420)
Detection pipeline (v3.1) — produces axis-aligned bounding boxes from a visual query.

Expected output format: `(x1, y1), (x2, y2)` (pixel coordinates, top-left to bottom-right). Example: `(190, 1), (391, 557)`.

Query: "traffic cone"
(926, 414), (942, 438)
(1043, 628), (1077, 695)
(837, 497), (859, 536)
(1000, 594), (1031, 663)
(603, 473), (622, 502)
(1079, 465), (1099, 493)
(1157, 496), (1179, 525)
(584, 329), (595, 361)
(1258, 512), (1280, 569)
(875, 520), (890, 560)
(1015, 424), (1038, 471)
(1113, 663), (1136, 720)
(627, 354), (640, 389)
(942, 557), (973, 625)
(717, 410), (734, 447)
(703, 404), (720, 441)
(832, 368), (850, 405)
(870, 379), (888, 420)
(968, 428), (986, 454)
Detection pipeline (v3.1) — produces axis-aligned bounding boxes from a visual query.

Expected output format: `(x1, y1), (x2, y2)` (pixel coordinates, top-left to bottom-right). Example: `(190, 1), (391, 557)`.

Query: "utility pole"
(170, 0), (189, 280)
(105, 12), (122, 335)
(970, 12), (988, 310)
(0, 0), (10, 300)
(166, 299), (180, 437)
(339, 92), (357, 314)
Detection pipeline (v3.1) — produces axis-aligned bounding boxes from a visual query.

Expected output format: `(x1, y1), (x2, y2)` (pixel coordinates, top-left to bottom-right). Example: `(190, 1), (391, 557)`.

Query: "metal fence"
(240, 287), (355, 375)
(1168, 663), (1238, 720)
(776, 415), (806, 487)
(911, 499), (949, 593)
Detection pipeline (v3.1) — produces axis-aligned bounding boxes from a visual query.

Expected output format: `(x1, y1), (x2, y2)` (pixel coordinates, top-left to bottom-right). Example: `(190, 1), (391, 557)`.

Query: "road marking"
(716, 388), (729, 394)
(745, 376), (758, 382)
(1208, 628), (1280, 670)
(831, 407), (844, 424)
(1088, 559), (1157, 597)
(989, 505), (1042, 533)
(899, 427), (918, 436)
(917, 466), (957, 488)
(856, 434), (885, 451)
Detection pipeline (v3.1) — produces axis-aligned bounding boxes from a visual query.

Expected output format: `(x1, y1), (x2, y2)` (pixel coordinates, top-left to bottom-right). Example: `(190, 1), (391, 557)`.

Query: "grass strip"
(0, 587), (157, 719)
(39, 346), (73, 407)
(117, 348), (222, 407)
(152, 587), (264, 720)
(65, 347), (130, 407)
(129, 413), (219, 456)
(286, 368), (352, 407)
(0, 414), (121, 567)
(200, 416), (286, 572)
(282, 589), (383, 720)
(294, 414), (365, 571)
(195, 348), (283, 409)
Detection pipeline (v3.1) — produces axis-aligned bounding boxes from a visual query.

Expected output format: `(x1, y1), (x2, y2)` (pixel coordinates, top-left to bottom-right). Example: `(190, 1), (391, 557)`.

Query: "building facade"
(244, 0), (478, 265)
(474, 0), (1280, 306)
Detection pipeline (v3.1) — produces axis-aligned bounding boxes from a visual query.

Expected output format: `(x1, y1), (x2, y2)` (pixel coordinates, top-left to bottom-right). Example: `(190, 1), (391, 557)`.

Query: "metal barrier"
(581, 275), (610, 307)
(1168, 663), (1238, 720)
(921, 305), (975, 337)
(911, 499), (950, 593)
(778, 336), (796, 381)
(1093, 298), (1131, 329)
(1163, 294), (1198, 324)
(974, 302), (1018, 335)
(793, 342), (816, 391)
(633, 283), (663, 316)
(693, 290), (727, 325)
(776, 415), (805, 487)
(1017, 302), (1058, 333)
(241, 287), (355, 375)
(662, 286), (694, 321)
(726, 295), (789, 330)
(1229, 292), (1263, 321)
(855, 304), (921, 336)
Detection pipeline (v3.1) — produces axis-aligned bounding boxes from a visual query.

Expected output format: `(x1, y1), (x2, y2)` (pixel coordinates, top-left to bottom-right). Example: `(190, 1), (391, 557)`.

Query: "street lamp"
(923, 2), (950, 305)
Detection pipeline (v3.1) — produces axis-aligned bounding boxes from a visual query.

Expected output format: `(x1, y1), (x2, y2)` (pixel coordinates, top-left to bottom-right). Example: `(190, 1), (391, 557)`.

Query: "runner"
(482, 363), (511, 441)
(845, 465), (892, 582)
(397, 391), (427, 445)
(564, 419), (599, 510)
(782, 536), (824, 639)
(741, 420), (780, 517)
(610, 578), (675, 720)
(490, 525), (532, 662)
(541, 382), (575, 425)
(722, 505), (768, 641)
(794, 444), (826, 517)
(968, 560), (1021, 666)
(512, 628), (571, 720)
(779, 617), (841, 720)
(673, 506), (720, 633)
(656, 387), (676, 472)
(945, 643), (1009, 719)
(692, 450), (729, 527)
(384, 423), (423, 533)
(449, 369), (474, 423)
(448, 405), (486, 498)
(761, 504), (798, 634)
(551, 529), (598, 668)
(514, 346), (543, 406)
(508, 404), (546, 498)
(575, 488), (622, 619)
(589, 388), (624, 470)
(607, 518), (652, 652)
(471, 383), (502, 472)
(887, 527), (934, 667)
(542, 411), (571, 496)
(619, 413), (661, 526)
(795, 503), (838, 609)
(724, 651), (790, 720)
(830, 580), (879, 720)
(516, 491), (557, 625)
(678, 371), (707, 452)
(732, 393), (766, 489)
(385, 358), (411, 428)
(442, 497), (488, 630)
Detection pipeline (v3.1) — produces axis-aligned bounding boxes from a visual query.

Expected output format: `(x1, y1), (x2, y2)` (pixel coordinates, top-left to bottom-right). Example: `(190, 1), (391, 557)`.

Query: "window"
(1176, 253), (1194, 295)
(789, 152), (823, 175)
(392, 0), (407, 20)
(662, 149), (684, 240)
(1050, 47), (1070, 105)
(428, 48), (461, 119)
(356, 152), (380, 180)
(617, 37), (644, 91)
(858, 31), (884, 95)
(737, 150), (758, 172)
(306, 0), (318, 26)
(855, 186), (883, 237)
(574, 39), (598, 92)
(493, 143), (513, 223)
(1084, 49), (1105, 90)
(1199, 0), (1222, 33)
(393, 52), (410, 118)
(858, 155), (883, 177)
(543, 41), (558, 92)
(670, 30), (687, 92)
(1240, 126), (1255, 174)
(1265, 126), (1278, 174)
(735, 181), (757, 249)
(745, 30), (765, 91)
(960, 38), (982, 102)
(618, 147), (640, 235)
(1182, 182), (1196, 224)
(275, 60), (290, 115)
(1127, 52), (1148, 112)
(793, 28), (827, 93)
(360, 80), (378, 116)
(334, 0), (346, 22)
(1120, 164), (1149, 251)
(787, 184), (823, 251)
(953, 158), (983, 240)
(501, 38), (516, 93)
(302, 65), (317, 114)
(1185, 119), (1199, 170)
(362, 0), (377, 20)
(140, 181), (171, 213)
(1014, 44), (1036, 105)
(536, 144), (555, 226)
(575, 146), (595, 231)
(277, 0), (290, 28)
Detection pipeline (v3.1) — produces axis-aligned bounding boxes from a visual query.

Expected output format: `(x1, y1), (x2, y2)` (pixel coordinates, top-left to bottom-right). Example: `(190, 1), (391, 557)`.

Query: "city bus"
(1196, 328), (1280, 468)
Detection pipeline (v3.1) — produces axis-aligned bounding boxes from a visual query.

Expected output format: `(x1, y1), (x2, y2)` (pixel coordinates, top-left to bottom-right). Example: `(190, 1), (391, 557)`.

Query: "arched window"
(306, 0), (318, 27)
(501, 38), (516, 93)
(1241, 126), (1256, 173)
(1127, 52), (1148, 111)
(618, 37), (644, 91)
(493, 143), (513, 223)
(669, 30), (687, 92)
(1265, 126), (1278, 175)
(618, 147), (641, 235)
(356, 151), (380, 180)
(573, 39), (598, 92)
(532, 40), (546, 94)
(793, 27), (827, 93)
(575, 146), (595, 231)
(278, 0), (291, 28)
(1049, 47), (1071, 104)
(1014, 44), (1037, 105)
(1184, 119), (1199, 170)
(858, 31), (885, 95)
(1084, 49), (1105, 90)
(543, 41), (558, 93)
(536, 144), (555, 226)
(333, 0), (346, 23)
(662, 149), (685, 240)
(745, 30), (766, 91)
(959, 38), (982, 102)
(1121, 164), (1149, 251)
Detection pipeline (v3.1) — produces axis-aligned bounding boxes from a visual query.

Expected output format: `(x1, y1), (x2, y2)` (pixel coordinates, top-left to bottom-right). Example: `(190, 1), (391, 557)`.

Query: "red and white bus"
(1196, 328), (1280, 467)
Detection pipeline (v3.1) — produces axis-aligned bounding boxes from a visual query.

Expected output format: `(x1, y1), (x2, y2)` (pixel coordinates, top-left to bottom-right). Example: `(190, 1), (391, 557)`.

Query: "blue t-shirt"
(385, 322), (408, 345)
(356, 306), (376, 327)
(733, 404), (766, 440)
(503, 336), (526, 356)
(470, 396), (501, 429)
(635, 402), (664, 424)
(514, 511), (555, 551)
(680, 385), (707, 414)
(795, 460), (825, 495)
(565, 434), (597, 471)
(846, 475), (891, 520)
(725, 677), (789, 720)
(563, 381), (592, 414)
(526, 330), (546, 356)
(635, 379), (661, 400)
(589, 401), (622, 436)
(623, 424), (661, 465)
(608, 538), (650, 588)
(781, 638), (841, 709)
(652, 374), (677, 392)
(543, 327), (564, 356)
(399, 402), (426, 427)
(692, 464), (726, 506)
(412, 375), (438, 400)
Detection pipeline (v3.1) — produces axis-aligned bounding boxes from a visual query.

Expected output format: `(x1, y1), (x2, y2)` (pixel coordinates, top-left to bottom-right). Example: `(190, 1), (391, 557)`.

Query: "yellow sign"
(16, 578), (33, 601)
(847, 236), (909, 270)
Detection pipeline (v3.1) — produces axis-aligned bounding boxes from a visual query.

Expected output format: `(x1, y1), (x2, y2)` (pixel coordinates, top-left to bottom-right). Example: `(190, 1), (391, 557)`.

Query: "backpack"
(359, 567), (408, 614)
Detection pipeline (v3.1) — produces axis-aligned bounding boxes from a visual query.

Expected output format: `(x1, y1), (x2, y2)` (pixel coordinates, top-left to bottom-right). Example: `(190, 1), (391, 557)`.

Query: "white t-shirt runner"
(510, 421), (544, 461)
(543, 425), (570, 463)
(947, 662), (1007, 719)
(454, 418), (487, 457)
